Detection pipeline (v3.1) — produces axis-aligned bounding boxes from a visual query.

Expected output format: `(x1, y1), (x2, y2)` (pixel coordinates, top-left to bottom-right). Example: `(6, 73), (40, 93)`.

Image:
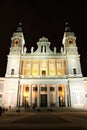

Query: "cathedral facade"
(0, 24), (87, 110)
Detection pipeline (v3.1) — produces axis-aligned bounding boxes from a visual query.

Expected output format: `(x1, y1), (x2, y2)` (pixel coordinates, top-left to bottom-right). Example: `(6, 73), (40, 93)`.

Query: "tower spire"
(65, 22), (71, 32)
(16, 22), (22, 32)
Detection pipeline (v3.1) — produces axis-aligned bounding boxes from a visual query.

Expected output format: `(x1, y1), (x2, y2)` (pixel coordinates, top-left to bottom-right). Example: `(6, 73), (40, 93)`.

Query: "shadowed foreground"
(0, 108), (87, 130)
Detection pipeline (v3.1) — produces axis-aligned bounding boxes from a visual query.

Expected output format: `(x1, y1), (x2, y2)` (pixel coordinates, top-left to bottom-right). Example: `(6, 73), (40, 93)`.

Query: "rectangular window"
(73, 68), (76, 75)
(41, 87), (47, 91)
(11, 69), (14, 75)
(44, 46), (46, 52)
(42, 70), (46, 76)
(25, 87), (29, 91)
(33, 87), (38, 91)
(41, 46), (43, 52)
(58, 87), (62, 91)
(50, 87), (55, 91)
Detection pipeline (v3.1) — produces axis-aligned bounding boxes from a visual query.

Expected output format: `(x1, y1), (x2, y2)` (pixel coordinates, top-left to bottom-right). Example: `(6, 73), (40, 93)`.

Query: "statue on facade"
(54, 47), (56, 53)
(24, 46), (27, 54)
(61, 47), (63, 53)
(31, 46), (34, 53)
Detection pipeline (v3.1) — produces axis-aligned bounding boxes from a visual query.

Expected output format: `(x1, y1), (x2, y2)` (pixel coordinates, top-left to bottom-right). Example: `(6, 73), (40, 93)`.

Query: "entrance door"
(40, 94), (47, 107)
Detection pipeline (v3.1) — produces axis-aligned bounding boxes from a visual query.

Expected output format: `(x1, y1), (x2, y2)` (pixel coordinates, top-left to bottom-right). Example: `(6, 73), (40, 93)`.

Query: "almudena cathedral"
(0, 24), (87, 111)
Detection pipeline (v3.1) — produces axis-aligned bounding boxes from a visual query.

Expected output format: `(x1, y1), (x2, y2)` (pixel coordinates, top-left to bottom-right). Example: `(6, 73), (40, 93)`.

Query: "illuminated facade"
(0, 24), (87, 110)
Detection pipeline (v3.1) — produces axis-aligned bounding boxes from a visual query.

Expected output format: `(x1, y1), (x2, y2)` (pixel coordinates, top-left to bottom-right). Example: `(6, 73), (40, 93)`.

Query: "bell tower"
(5, 23), (25, 77)
(10, 23), (25, 55)
(62, 22), (78, 55)
(62, 23), (82, 77)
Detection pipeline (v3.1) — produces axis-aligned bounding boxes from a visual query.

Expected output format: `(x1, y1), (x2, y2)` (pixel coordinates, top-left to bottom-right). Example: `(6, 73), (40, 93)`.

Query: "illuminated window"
(58, 84), (65, 107)
(40, 60), (48, 76)
(32, 60), (38, 76)
(49, 59), (55, 76)
(57, 60), (64, 76)
(23, 85), (29, 98)
(24, 60), (31, 76)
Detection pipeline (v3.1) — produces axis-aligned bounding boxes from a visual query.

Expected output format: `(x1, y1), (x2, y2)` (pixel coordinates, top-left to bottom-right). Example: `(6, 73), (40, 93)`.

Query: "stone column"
(56, 61), (58, 76)
(37, 84), (40, 107)
(68, 82), (71, 107)
(19, 59), (22, 76)
(38, 60), (40, 76)
(64, 84), (67, 107)
(62, 60), (64, 75)
(20, 84), (23, 106)
(30, 84), (32, 107)
(30, 60), (32, 76)
(47, 85), (50, 107)
(48, 60), (49, 76)
(56, 84), (59, 107)
(22, 60), (25, 76)
(17, 80), (20, 108)
(55, 60), (57, 76)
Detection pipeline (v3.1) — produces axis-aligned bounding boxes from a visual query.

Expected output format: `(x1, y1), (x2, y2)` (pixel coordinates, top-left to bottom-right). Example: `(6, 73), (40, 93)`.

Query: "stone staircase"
(7, 106), (87, 112)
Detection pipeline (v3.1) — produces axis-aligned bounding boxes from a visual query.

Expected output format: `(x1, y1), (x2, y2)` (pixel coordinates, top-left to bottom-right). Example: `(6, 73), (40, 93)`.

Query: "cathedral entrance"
(40, 94), (47, 107)
(40, 84), (47, 107)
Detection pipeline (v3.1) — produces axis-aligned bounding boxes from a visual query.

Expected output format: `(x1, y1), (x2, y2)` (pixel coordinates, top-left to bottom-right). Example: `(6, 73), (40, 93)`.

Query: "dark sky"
(0, 0), (87, 77)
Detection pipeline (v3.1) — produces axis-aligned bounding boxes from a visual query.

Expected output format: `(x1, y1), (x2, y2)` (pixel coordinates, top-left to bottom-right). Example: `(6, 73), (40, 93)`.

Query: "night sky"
(0, 0), (87, 77)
